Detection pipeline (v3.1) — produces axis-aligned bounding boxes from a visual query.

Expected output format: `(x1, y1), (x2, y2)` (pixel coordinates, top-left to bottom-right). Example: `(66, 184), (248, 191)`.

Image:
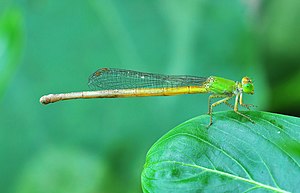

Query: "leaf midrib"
(152, 160), (290, 193)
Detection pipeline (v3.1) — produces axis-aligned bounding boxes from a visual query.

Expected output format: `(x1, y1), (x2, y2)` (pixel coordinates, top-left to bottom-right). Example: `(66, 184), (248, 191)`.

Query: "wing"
(88, 68), (208, 90)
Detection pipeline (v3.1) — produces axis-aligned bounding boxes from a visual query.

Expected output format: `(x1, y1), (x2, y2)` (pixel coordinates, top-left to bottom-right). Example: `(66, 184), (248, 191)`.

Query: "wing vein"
(88, 68), (208, 90)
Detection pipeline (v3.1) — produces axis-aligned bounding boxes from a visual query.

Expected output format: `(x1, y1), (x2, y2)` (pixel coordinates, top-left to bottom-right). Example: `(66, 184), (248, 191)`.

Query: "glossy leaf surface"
(142, 111), (300, 193)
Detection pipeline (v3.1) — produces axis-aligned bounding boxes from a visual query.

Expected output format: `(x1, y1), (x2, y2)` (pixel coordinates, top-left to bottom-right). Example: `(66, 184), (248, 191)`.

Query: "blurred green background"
(0, 0), (299, 193)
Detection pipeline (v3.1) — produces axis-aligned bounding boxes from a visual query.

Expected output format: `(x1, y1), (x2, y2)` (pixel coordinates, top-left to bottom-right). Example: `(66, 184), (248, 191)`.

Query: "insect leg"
(208, 95), (233, 126)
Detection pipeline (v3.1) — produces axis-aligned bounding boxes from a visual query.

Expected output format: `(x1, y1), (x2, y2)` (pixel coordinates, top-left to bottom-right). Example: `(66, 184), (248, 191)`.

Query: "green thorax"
(206, 76), (237, 95)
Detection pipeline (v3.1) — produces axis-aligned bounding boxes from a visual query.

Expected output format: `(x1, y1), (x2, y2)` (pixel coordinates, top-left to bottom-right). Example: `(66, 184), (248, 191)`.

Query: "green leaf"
(142, 111), (300, 193)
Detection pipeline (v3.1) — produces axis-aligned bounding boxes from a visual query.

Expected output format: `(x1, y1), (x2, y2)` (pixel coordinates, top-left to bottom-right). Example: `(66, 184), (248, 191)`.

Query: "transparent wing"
(88, 68), (208, 90)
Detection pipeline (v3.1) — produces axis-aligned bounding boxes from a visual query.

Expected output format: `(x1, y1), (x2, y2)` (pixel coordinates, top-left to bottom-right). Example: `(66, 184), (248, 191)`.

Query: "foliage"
(0, 1), (299, 193)
(142, 112), (300, 193)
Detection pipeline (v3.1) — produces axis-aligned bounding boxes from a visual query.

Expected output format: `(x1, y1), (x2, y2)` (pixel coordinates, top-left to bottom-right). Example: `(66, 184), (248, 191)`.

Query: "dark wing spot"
(94, 71), (101, 76)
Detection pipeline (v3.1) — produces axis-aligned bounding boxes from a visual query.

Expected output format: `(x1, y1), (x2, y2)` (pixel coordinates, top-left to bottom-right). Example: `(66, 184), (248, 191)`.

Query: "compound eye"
(243, 83), (254, 94)
(242, 77), (252, 84)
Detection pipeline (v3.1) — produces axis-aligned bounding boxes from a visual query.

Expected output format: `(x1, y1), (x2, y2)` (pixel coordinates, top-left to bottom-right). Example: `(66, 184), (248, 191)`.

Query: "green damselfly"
(40, 68), (255, 125)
